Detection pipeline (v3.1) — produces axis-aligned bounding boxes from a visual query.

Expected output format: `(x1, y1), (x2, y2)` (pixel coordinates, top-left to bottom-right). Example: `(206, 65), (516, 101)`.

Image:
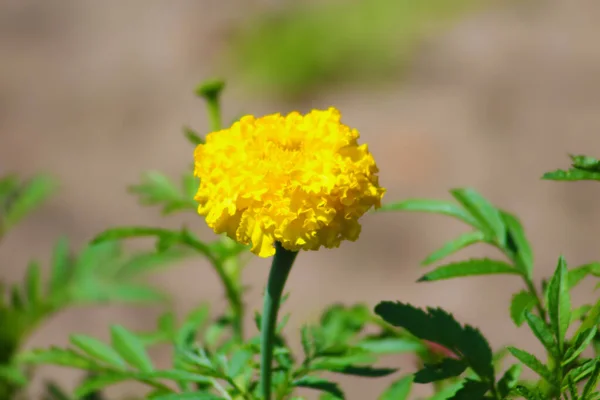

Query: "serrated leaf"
(497, 364), (522, 398)
(379, 375), (412, 400)
(95, 284), (167, 304)
(376, 199), (480, 227)
(320, 365), (397, 378)
(50, 237), (71, 294)
(450, 188), (506, 245)
(507, 346), (554, 384)
(543, 169), (600, 181)
(414, 358), (468, 383)
(570, 154), (600, 172)
(4, 175), (56, 230)
(421, 231), (486, 266)
(568, 263), (600, 290)
(183, 126), (205, 145)
(74, 373), (134, 398)
(25, 261), (42, 307)
(501, 211), (534, 278)
(228, 349), (253, 378)
(513, 385), (546, 400)
(301, 325), (311, 358)
(577, 299), (600, 338)
(357, 338), (425, 354)
(547, 256), (571, 352)
(129, 171), (197, 215)
(293, 376), (344, 399)
(524, 311), (559, 359)
(374, 301), (494, 380)
(582, 359), (600, 398)
(510, 291), (537, 326)
(0, 365), (27, 386)
(563, 327), (597, 365)
(566, 358), (598, 385)
(93, 227), (214, 260)
(449, 379), (489, 400)
(18, 348), (102, 370)
(70, 335), (127, 370)
(153, 393), (225, 400)
(110, 325), (154, 372)
(427, 380), (465, 400)
(176, 305), (209, 348)
(418, 258), (518, 282)
(115, 248), (190, 280)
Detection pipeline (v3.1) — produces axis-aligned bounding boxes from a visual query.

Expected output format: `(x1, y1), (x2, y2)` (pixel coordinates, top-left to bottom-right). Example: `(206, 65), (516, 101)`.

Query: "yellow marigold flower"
(193, 107), (385, 258)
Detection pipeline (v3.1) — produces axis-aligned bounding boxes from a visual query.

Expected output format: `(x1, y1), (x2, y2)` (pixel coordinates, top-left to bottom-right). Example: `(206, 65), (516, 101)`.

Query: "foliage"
(226, 0), (483, 98)
(3, 77), (600, 400)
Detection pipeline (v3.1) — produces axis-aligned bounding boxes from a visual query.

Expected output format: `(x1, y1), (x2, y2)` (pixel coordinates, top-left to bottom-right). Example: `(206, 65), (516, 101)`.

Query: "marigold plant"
(5, 79), (600, 400)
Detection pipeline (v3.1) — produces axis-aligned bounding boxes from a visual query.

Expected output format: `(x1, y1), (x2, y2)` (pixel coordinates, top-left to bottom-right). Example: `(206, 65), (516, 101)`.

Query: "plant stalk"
(260, 242), (298, 400)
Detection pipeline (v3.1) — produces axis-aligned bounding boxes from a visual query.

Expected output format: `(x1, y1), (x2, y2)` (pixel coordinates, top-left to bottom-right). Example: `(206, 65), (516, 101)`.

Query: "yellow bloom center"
(193, 107), (385, 257)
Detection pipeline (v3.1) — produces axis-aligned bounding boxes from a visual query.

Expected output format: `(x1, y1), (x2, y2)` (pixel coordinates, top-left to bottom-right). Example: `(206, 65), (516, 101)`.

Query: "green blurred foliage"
(227, 0), (481, 97)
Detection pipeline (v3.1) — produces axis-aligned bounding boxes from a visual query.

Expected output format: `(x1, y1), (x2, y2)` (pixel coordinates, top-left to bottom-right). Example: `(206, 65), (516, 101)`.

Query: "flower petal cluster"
(193, 107), (385, 257)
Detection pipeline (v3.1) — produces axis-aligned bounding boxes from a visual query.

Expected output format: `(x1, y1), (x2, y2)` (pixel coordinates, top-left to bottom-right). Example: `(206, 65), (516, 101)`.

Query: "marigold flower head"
(193, 107), (385, 257)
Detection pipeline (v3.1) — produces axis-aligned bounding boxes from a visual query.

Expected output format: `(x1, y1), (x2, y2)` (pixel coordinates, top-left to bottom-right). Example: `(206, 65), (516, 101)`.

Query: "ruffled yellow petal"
(193, 107), (385, 257)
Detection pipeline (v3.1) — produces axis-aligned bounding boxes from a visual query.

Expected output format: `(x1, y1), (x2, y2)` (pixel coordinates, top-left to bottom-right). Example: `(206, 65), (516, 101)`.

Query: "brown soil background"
(1, 0), (600, 398)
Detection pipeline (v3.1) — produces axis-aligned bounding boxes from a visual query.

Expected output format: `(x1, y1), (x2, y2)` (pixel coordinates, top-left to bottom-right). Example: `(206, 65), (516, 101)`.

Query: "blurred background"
(2, 0), (600, 398)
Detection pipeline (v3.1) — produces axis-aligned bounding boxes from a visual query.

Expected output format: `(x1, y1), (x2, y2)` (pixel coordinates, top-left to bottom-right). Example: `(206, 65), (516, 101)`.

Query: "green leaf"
(0, 365), (27, 386)
(510, 291), (537, 327)
(568, 263), (600, 290)
(3, 175), (57, 230)
(582, 359), (600, 399)
(374, 301), (494, 380)
(414, 358), (468, 383)
(18, 348), (102, 370)
(379, 375), (412, 400)
(421, 231), (486, 266)
(563, 327), (597, 365)
(357, 338), (426, 354)
(74, 373), (134, 398)
(449, 379), (489, 400)
(70, 335), (127, 370)
(153, 393), (225, 400)
(450, 188), (506, 245)
(513, 385), (546, 400)
(25, 261), (42, 306)
(418, 258), (519, 282)
(93, 227), (214, 260)
(110, 325), (154, 372)
(543, 169), (600, 181)
(524, 311), (559, 358)
(426, 380), (465, 400)
(129, 171), (197, 215)
(497, 364), (522, 398)
(301, 325), (312, 358)
(547, 256), (571, 352)
(293, 376), (344, 399)
(50, 237), (72, 294)
(319, 365), (397, 378)
(115, 248), (190, 280)
(572, 305), (592, 324)
(577, 299), (600, 338)
(570, 154), (600, 172)
(376, 199), (480, 227)
(501, 211), (534, 278)
(176, 305), (209, 348)
(227, 348), (253, 378)
(183, 126), (205, 145)
(507, 346), (554, 384)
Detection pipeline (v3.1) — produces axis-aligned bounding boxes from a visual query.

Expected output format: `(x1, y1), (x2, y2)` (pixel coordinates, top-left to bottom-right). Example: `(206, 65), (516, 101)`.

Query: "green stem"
(260, 242), (298, 400)
(525, 277), (547, 322)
